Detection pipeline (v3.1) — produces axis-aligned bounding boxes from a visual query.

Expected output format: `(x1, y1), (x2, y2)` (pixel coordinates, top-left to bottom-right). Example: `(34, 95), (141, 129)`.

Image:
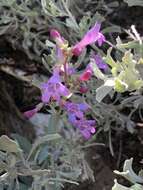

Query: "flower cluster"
(64, 102), (96, 139)
(24, 22), (106, 139)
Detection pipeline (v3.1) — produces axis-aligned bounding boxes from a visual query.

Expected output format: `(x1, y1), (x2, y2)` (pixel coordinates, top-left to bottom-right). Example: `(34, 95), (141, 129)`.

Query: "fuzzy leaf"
(114, 158), (143, 184)
(11, 134), (32, 154)
(79, 16), (91, 36)
(131, 184), (143, 190)
(90, 58), (106, 80)
(37, 146), (49, 165)
(0, 135), (22, 153)
(41, 0), (66, 16)
(48, 114), (62, 134)
(124, 0), (143, 7)
(96, 79), (114, 102)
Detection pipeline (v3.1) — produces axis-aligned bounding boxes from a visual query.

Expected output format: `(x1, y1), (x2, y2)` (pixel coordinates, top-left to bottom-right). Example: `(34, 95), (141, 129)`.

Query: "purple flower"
(41, 72), (71, 103)
(65, 102), (89, 119)
(65, 66), (76, 75)
(64, 101), (96, 139)
(68, 114), (96, 139)
(75, 119), (96, 139)
(72, 22), (105, 56)
(92, 54), (108, 71)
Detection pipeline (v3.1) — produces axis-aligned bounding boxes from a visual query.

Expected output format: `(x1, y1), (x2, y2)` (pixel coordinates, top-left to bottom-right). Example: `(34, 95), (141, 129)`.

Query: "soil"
(0, 1), (143, 190)
(0, 38), (41, 141)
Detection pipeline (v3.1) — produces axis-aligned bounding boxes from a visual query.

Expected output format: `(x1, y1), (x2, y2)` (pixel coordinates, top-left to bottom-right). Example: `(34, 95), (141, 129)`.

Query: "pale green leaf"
(114, 79), (128, 93)
(104, 48), (117, 68)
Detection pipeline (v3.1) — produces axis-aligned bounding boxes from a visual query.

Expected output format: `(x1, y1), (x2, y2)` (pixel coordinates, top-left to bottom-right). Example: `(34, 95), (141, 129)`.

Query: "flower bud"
(50, 29), (61, 39)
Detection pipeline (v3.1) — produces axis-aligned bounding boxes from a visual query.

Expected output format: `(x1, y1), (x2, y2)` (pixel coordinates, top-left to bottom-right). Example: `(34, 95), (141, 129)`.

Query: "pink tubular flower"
(72, 22), (105, 56)
(50, 29), (61, 39)
(79, 68), (92, 81)
(79, 53), (108, 82)
(50, 29), (66, 48)
(41, 72), (71, 104)
(79, 86), (88, 93)
(24, 108), (38, 119)
(79, 62), (94, 81)
(23, 103), (43, 119)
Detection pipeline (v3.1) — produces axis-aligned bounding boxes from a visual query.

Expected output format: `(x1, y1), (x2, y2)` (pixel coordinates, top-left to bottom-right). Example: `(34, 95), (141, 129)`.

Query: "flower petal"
(72, 22), (104, 55)
(59, 83), (71, 97)
(78, 22), (101, 47)
(80, 129), (91, 139)
(93, 54), (108, 70)
(68, 114), (76, 124)
(23, 108), (38, 119)
(49, 73), (61, 83)
(50, 29), (61, 39)
(78, 103), (89, 111)
(90, 127), (96, 134)
(79, 68), (92, 81)
(41, 89), (51, 103)
(97, 33), (106, 46)
(79, 86), (89, 93)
